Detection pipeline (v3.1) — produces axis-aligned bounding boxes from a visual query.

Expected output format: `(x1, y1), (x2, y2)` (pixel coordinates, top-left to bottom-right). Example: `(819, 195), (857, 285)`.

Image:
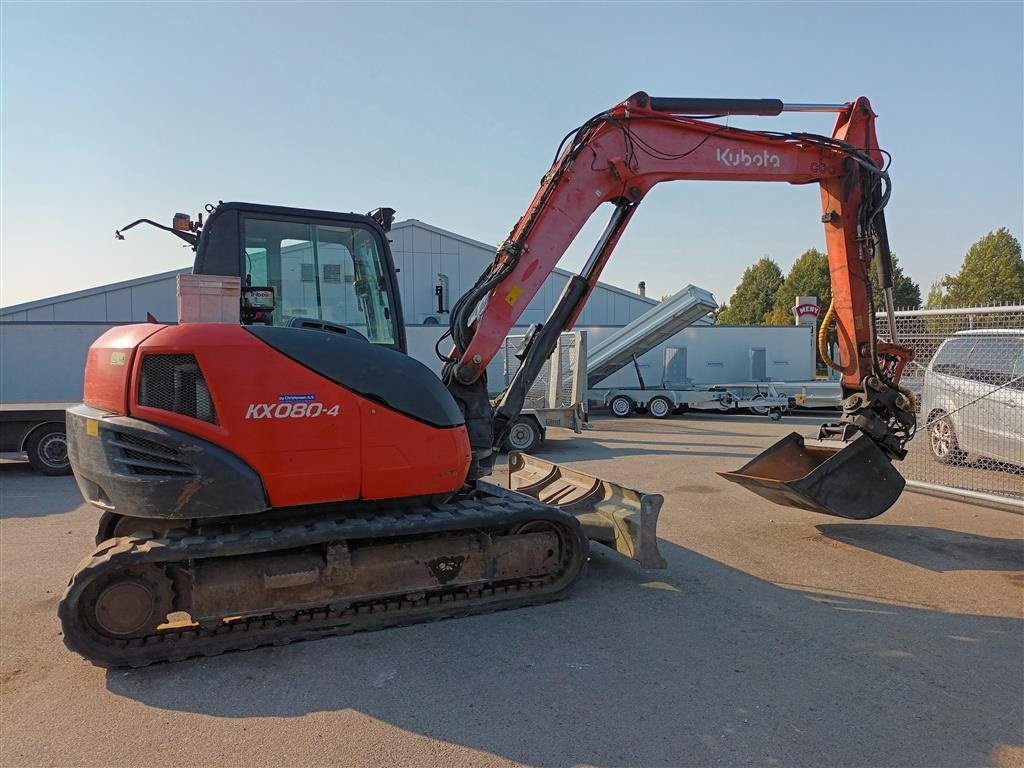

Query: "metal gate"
(876, 305), (1023, 509)
(500, 331), (587, 411)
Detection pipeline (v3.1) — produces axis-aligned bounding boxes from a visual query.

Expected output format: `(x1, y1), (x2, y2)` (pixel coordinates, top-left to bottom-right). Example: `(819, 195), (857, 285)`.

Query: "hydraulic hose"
(818, 299), (844, 372)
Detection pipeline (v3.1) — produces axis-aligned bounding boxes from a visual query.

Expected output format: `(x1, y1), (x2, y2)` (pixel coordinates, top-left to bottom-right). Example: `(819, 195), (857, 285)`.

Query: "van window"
(1012, 347), (1024, 391)
(931, 337), (974, 375)
(966, 337), (1024, 386)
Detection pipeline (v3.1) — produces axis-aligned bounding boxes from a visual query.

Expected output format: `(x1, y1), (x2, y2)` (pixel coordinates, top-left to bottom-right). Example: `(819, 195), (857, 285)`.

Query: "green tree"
(925, 280), (946, 309)
(765, 248), (831, 325)
(941, 228), (1024, 306)
(716, 257), (783, 325)
(870, 253), (922, 310)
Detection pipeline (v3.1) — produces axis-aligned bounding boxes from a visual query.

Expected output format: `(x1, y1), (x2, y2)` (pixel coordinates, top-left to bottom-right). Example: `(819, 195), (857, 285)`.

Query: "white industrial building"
(0, 219), (656, 326)
(0, 218), (817, 403)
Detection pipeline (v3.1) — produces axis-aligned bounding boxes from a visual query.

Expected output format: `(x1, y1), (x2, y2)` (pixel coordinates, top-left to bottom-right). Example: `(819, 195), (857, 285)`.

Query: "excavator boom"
(444, 92), (915, 519)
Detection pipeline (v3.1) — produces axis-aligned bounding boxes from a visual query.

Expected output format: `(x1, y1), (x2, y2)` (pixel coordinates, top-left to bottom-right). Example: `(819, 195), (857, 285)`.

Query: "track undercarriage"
(60, 492), (590, 668)
(60, 452), (667, 668)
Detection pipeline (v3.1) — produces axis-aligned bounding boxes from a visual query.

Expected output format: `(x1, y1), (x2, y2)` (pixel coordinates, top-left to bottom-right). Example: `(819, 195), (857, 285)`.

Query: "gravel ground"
(1, 412), (1022, 768)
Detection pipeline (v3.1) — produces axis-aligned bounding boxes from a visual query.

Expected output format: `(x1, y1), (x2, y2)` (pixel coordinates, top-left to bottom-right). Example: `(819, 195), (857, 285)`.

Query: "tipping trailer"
(585, 285), (789, 418)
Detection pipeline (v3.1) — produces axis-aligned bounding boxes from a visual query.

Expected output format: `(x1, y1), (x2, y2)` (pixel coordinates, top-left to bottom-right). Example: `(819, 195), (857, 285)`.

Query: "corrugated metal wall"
(388, 220), (655, 326)
(584, 325), (816, 388)
(0, 323), (116, 402)
(0, 271), (183, 323)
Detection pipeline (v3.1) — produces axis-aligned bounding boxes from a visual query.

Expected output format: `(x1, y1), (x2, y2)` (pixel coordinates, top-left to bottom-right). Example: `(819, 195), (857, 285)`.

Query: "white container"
(177, 274), (240, 323)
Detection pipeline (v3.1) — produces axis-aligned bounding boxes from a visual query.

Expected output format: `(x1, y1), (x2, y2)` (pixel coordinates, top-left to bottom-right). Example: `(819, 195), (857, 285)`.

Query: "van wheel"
(504, 417), (542, 453)
(647, 396), (673, 419)
(928, 411), (966, 465)
(609, 396), (634, 418)
(26, 424), (72, 476)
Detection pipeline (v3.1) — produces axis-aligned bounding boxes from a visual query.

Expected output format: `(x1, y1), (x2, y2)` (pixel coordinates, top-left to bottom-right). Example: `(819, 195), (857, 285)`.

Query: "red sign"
(795, 303), (820, 319)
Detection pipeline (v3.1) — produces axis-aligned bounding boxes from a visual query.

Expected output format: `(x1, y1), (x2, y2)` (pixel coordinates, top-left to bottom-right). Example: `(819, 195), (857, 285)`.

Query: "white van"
(920, 330), (1024, 466)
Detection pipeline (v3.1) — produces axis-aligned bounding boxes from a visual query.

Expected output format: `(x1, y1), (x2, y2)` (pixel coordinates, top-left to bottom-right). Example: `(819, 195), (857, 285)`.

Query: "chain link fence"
(499, 331), (586, 410)
(875, 305), (1024, 507)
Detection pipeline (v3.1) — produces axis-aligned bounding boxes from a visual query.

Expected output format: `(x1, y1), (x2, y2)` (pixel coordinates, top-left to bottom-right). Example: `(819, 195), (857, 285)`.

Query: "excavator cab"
(116, 202), (407, 349)
(196, 202), (406, 349)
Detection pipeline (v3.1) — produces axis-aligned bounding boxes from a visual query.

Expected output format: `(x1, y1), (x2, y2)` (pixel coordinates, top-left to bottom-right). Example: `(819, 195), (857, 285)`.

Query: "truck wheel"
(647, 396), (673, 419)
(609, 395), (634, 418)
(26, 424), (72, 476)
(504, 417), (542, 453)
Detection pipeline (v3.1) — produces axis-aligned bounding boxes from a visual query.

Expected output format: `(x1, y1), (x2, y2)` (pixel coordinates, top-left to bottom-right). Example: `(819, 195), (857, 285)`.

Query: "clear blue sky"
(2, 1), (1022, 308)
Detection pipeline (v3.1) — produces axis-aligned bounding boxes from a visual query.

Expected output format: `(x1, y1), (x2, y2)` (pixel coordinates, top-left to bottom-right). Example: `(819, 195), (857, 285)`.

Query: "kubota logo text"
(716, 148), (782, 169)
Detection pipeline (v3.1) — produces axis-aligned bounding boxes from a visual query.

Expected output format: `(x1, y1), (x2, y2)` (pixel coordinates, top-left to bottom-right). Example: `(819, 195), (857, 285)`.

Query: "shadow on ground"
(105, 539), (1024, 768)
(817, 524), (1024, 572)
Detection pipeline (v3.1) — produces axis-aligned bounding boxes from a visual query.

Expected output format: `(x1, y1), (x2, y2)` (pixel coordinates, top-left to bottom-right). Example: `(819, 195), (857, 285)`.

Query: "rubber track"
(59, 495), (588, 668)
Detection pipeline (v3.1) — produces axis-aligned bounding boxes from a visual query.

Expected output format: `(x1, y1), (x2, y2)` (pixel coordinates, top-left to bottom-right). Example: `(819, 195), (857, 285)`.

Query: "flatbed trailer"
(717, 380), (842, 411)
(0, 402), (74, 475)
(592, 383), (790, 419)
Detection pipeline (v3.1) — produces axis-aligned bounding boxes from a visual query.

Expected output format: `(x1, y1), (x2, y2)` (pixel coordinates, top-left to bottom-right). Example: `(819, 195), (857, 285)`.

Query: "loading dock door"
(750, 347), (767, 381)
(663, 346), (688, 388)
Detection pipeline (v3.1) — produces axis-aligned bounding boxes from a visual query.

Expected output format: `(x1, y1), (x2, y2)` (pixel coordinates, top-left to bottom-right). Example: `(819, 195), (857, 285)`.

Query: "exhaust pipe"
(500, 452), (667, 569)
(718, 432), (905, 520)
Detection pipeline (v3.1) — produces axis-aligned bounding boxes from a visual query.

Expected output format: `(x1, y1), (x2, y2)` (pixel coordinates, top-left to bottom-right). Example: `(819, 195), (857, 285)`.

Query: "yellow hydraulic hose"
(818, 298), (844, 372)
(819, 297), (918, 413)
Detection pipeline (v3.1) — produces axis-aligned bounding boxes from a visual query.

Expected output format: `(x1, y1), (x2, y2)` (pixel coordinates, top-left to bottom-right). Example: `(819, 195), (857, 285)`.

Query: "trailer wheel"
(504, 417), (542, 453)
(25, 423), (72, 476)
(609, 395), (634, 418)
(746, 393), (770, 415)
(647, 396), (673, 419)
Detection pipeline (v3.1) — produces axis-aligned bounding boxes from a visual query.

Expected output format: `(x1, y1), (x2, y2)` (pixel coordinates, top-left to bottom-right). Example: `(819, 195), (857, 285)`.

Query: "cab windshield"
(242, 217), (397, 346)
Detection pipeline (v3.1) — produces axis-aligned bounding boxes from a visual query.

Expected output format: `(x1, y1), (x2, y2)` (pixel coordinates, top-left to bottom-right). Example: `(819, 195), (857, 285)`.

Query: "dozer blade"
(502, 451), (667, 569)
(718, 432), (904, 520)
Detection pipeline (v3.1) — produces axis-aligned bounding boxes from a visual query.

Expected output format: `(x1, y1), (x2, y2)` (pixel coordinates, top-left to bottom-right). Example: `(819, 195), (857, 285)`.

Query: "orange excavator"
(60, 93), (916, 666)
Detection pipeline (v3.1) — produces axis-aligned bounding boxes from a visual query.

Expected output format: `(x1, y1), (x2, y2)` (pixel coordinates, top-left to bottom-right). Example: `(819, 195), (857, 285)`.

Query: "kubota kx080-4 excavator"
(60, 93), (916, 667)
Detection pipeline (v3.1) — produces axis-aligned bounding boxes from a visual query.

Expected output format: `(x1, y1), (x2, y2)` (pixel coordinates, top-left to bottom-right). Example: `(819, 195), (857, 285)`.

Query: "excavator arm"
(443, 92), (916, 519)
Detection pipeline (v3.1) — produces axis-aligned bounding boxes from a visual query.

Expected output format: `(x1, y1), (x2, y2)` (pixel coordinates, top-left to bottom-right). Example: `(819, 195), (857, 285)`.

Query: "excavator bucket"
(718, 432), (904, 520)
(504, 452), (667, 569)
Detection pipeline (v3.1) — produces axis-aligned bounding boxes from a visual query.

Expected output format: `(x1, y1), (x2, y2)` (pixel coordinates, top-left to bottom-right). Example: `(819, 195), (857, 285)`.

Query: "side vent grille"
(139, 354), (216, 423)
(110, 432), (196, 477)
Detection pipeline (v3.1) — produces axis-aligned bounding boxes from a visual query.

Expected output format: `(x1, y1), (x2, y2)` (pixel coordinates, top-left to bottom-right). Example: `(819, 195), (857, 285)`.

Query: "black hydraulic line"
(872, 208), (894, 291)
(114, 218), (198, 247)
(632, 354), (647, 391)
